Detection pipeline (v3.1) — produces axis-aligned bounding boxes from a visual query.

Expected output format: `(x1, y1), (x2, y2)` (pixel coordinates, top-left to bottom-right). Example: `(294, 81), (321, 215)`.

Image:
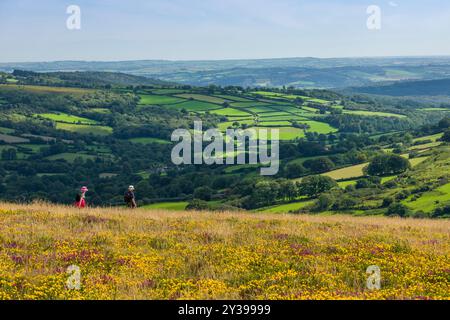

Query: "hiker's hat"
(81, 186), (88, 192)
(128, 185), (135, 190)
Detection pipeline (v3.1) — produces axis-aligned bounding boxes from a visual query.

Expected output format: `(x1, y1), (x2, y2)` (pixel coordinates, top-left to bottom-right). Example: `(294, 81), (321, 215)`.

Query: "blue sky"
(1, 0), (450, 62)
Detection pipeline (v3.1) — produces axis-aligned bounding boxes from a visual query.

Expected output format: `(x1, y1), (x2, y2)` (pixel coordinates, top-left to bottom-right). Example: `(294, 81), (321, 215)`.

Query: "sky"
(1, 0), (450, 62)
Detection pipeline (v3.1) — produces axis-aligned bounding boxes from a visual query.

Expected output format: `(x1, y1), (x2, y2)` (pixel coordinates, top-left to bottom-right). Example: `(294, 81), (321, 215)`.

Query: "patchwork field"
(128, 137), (171, 145)
(0, 202), (448, 300)
(55, 123), (113, 136)
(343, 110), (407, 118)
(209, 108), (252, 117)
(322, 163), (369, 181)
(0, 84), (93, 95)
(142, 202), (189, 211)
(37, 113), (98, 125)
(256, 200), (313, 213)
(252, 126), (306, 140)
(172, 100), (221, 112)
(175, 94), (228, 104)
(0, 133), (29, 144)
(121, 89), (417, 141)
(0, 127), (15, 134)
(138, 94), (184, 105)
(403, 183), (450, 213)
(45, 153), (98, 162)
(321, 156), (429, 181)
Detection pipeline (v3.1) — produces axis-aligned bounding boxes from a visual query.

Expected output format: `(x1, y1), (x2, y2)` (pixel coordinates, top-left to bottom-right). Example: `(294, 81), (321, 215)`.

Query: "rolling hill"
(351, 78), (450, 97)
(3, 56), (450, 88)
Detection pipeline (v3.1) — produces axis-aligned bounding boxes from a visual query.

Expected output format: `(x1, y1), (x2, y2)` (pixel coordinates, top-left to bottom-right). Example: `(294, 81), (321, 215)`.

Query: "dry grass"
(0, 202), (448, 300)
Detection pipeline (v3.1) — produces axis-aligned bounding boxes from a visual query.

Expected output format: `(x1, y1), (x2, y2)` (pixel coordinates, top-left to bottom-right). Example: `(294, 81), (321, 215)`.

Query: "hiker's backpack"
(75, 194), (81, 203)
(124, 192), (133, 203)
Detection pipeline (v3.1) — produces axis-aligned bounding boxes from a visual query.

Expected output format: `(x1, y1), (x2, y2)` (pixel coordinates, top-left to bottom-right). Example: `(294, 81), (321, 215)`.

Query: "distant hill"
(11, 70), (171, 87)
(351, 78), (450, 97)
(2, 56), (450, 88)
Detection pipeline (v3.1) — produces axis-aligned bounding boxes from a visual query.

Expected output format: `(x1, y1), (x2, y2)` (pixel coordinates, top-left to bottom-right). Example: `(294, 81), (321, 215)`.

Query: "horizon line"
(2, 54), (450, 65)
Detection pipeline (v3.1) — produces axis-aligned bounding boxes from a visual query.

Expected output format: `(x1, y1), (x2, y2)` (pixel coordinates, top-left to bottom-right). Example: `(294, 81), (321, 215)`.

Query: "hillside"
(10, 70), (170, 88)
(352, 78), (450, 97)
(0, 202), (448, 300)
(0, 72), (450, 217)
(3, 57), (450, 88)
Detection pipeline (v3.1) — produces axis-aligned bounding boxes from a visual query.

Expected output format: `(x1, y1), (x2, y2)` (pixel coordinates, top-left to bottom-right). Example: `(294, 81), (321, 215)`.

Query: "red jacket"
(75, 198), (86, 208)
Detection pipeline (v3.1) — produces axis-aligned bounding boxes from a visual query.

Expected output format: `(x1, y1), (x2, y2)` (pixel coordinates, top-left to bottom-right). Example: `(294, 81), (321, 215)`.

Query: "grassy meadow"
(37, 113), (98, 125)
(0, 202), (448, 300)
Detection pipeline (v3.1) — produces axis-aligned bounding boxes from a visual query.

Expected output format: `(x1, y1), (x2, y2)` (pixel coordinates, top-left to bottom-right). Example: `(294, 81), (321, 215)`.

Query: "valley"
(0, 70), (449, 219)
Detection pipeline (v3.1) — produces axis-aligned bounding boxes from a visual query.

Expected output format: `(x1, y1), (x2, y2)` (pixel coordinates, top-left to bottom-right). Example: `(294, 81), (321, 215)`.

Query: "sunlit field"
(0, 202), (448, 300)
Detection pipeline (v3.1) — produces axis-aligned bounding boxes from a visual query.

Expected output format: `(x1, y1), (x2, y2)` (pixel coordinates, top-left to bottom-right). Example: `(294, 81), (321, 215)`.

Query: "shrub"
(193, 186), (213, 201)
(386, 203), (410, 217)
(395, 190), (411, 201)
(442, 129), (450, 142)
(366, 154), (411, 177)
(333, 196), (359, 210)
(298, 175), (338, 197)
(431, 205), (450, 218)
(284, 162), (306, 179)
(186, 199), (210, 211)
(409, 211), (428, 219)
(314, 194), (334, 211)
(382, 197), (394, 208)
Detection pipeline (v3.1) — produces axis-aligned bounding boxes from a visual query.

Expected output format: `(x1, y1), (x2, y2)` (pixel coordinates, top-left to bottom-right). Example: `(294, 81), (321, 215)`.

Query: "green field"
(18, 144), (47, 153)
(322, 156), (428, 181)
(258, 111), (292, 117)
(175, 94), (228, 104)
(258, 120), (293, 126)
(420, 108), (450, 112)
(90, 108), (111, 114)
(37, 113), (98, 125)
(260, 116), (307, 122)
(0, 127), (15, 134)
(299, 106), (318, 112)
(343, 110), (407, 118)
(245, 106), (278, 114)
(0, 84), (93, 95)
(36, 173), (65, 177)
(413, 133), (444, 143)
(322, 163), (369, 180)
(0, 133), (29, 144)
(271, 105), (302, 113)
(230, 101), (270, 108)
(143, 202), (189, 211)
(409, 142), (442, 151)
(404, 183), (450, 213)
(151, 89), (187, 95)
(252, 126), (306, 140)
(251, 91), (284, 98)
(55, 123), (113, 136)
(256, 200), (313, 213)
(171, 100), (221, 112)
(129, 137), (171, 145)
(138, 94), (185, 105)
(302, 121), (338, 134)
(46, 153), (98, 163)
(209, 108), (252, 117)
(338, 180), (358, 188)
(214, 95), (252, 102)
(218, 120), (256, 131)
(409, 156), (429, 167)
(381, 175), (398, 184)
(308, 98), (329, 104)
